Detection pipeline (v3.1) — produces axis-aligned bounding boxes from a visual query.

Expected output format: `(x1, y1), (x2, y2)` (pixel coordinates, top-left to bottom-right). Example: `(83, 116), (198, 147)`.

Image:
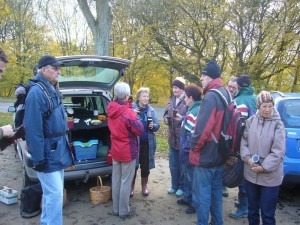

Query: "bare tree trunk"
(77, 0), (112, 56)
(292, 47), (300, 92)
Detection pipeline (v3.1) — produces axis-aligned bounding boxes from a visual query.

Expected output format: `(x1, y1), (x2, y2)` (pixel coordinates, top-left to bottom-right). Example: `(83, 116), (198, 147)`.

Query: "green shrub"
(0, 113), (13, 126)
(156, 120), (169, 153)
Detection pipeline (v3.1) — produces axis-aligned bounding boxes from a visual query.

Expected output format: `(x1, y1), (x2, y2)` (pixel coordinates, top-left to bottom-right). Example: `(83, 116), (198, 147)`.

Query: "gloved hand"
(32, 159), (46, 172)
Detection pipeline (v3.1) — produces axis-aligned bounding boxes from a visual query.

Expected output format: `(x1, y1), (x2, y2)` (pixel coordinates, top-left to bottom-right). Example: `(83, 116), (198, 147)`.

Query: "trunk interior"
(70, 126), (111, 165)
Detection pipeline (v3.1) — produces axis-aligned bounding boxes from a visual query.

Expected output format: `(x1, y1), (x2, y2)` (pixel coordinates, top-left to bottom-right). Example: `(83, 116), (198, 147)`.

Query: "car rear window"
(277, 99), (300, 128)
(59, 60), (119, 84)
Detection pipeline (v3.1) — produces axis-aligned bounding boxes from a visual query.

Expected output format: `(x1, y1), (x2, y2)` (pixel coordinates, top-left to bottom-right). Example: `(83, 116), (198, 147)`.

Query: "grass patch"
(0, 113), (14, 126)
(156, 120), (169, 154)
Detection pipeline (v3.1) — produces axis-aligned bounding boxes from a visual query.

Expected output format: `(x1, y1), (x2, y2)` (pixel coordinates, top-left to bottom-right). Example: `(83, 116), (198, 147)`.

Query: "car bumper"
(25, 165), (112, 183)
(283, 157), (300, 184)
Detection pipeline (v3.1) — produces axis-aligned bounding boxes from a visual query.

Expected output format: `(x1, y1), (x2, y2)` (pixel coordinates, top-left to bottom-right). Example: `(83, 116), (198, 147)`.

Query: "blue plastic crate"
(73, 140), (98, 160)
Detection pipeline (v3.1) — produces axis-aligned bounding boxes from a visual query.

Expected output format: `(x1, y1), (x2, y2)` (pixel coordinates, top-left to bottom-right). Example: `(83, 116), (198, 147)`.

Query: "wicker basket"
(90, 176), (111, 204)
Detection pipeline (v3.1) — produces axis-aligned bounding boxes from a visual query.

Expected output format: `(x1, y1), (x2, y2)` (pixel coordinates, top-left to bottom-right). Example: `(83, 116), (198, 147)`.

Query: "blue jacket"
(132, 102), (160, 169)
(24, 74), (73, 172)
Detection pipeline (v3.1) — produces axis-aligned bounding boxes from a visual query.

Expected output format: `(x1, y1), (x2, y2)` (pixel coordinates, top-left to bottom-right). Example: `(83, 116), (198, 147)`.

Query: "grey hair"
(228, 76), (237, 83)
(136, 87), (150, 100)
(114, 82), (131, 100)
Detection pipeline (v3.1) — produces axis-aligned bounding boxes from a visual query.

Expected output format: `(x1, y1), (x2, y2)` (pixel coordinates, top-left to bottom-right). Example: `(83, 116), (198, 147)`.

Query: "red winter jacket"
(190, 78), (230, 167)
(108, 99), (144, 162)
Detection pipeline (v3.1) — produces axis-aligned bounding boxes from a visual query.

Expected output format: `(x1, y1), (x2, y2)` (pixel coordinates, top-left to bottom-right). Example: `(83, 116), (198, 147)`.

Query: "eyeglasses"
(228, 85), (237, 90)
(47, 65), (60, 71)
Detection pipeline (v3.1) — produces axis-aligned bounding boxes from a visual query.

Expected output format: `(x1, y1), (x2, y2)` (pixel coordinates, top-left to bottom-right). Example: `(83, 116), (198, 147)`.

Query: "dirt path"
(0, 146), (299, 225)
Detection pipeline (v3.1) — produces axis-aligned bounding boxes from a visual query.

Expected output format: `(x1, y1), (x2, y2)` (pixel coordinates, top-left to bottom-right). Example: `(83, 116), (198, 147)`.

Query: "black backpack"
(14, 82), (53, 130)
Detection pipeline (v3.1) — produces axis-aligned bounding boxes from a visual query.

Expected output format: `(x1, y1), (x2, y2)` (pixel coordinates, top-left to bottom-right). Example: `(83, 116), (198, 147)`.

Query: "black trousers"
(138, 140), (150, 178)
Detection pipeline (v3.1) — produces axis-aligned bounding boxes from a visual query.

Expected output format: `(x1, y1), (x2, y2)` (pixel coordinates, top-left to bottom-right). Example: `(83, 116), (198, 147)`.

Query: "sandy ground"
(1, 145), (300, 225)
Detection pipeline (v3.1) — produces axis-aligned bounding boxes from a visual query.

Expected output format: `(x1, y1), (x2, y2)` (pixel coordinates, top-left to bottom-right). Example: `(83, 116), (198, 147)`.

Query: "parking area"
(1, 145), (300, 225)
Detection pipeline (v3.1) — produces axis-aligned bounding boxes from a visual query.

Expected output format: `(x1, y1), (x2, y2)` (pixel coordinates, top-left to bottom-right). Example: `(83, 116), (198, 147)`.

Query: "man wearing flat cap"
(190, 60), (230, 225)
(24, 55), (73, 225)
(229, 74), (257, 219)
(163, 77), (187, 197)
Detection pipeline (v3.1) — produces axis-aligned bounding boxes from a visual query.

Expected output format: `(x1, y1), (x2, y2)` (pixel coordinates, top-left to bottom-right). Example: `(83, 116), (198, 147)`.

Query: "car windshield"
(277, 99), (300, 128)
(59, 60), (119, 84)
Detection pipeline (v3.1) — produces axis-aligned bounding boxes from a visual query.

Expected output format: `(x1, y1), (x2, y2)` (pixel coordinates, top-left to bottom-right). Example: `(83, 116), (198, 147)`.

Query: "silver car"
(14, 55), (131, 187)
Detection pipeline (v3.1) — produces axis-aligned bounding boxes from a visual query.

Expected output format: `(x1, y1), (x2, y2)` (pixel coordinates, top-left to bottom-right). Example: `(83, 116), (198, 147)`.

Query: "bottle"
(147, 112), (153, 129)
(93, 110), (98, 119)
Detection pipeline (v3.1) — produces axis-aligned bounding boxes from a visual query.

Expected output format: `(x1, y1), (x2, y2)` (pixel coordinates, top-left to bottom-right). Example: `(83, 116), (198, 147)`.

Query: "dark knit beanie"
(185, 84), (202, 101)
(201, 60), (221, 79)
(237, 74), (251, 87)
(172, 79), (185, 90)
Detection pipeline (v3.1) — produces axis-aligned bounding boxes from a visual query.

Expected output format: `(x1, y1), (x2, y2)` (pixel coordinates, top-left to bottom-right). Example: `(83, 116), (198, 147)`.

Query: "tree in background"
(37, 0), (91, 55)
(77, 0), (112, 56)
(0, 0), (50, 97)
(0, 0), (299, 100)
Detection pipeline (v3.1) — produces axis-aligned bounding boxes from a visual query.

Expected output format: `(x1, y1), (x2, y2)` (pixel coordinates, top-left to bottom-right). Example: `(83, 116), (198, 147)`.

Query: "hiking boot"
(185, 205), (196, 214)
(141, 177), (149, 196)
(177, 198), (189, 205)
(229, 194), (248, 218)
(130, 170), (137, 198)
(229, 209), (248, 218)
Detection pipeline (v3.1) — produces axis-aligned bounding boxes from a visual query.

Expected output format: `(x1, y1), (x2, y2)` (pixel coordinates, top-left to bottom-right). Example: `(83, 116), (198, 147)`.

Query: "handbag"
(20, 183), (43, 218)
(222, 154), (244, 188)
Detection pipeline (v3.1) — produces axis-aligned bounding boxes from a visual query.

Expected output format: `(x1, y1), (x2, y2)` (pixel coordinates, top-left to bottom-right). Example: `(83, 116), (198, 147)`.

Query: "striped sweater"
(180, 101), (201, 164)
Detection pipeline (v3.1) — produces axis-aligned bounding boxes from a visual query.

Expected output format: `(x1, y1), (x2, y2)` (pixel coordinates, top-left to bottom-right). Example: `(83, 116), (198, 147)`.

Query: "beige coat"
(240, 110), (286, 187)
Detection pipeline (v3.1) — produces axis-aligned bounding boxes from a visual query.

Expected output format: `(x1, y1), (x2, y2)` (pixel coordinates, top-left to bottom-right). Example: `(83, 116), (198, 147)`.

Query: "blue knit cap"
(201, 60), (221, 79)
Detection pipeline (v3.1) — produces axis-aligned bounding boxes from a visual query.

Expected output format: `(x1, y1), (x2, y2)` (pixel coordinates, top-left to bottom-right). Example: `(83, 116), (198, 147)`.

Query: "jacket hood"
(256, 108), (281, 121)
(108, 99), (129, 119)
(235, 86), (255, 97)
(203, 78), (223, 94)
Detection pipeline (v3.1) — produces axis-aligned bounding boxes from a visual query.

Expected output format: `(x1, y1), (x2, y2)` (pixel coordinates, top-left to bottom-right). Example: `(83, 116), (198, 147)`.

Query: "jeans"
(182, 164), (194, 204)
(239, 178), (247, 195)
(193, 166), (224, 225)
(169, 147), (184, 191)
(246, 180), (280, 225)
(112, 159), (136, 216)
(38, 170), (64, 225)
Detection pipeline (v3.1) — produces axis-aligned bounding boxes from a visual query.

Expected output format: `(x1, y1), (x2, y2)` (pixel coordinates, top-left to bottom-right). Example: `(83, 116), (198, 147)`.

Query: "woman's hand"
(251, 165), (264, 173)
(1, 125), (14, 137)
(247, 158), (264, 173)
(174, 114), (182, 121)
(134, 108), (140, 114)
(247, 158), (257, 168)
